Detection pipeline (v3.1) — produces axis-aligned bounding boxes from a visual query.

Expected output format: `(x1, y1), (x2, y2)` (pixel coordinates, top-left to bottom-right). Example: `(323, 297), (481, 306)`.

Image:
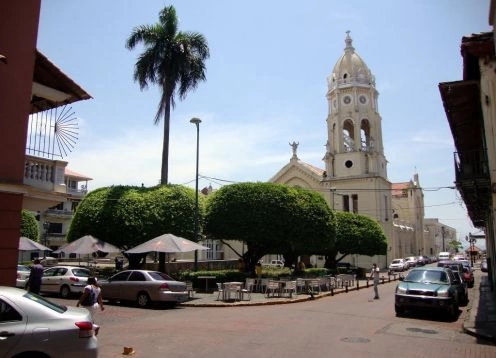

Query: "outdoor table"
(223, 282), (243, 301)
(197, 276), (216, 293)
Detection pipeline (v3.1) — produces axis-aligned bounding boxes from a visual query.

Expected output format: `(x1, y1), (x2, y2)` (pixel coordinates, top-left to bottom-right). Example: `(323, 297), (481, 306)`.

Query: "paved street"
(54, 275), (496, 357)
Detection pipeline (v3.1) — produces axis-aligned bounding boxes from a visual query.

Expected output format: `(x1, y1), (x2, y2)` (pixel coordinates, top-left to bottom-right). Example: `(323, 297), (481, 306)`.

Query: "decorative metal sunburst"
(26, 105), (79, 159)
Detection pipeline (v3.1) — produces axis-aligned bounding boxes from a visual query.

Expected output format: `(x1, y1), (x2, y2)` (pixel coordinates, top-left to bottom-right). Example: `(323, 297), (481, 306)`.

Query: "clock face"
(359, 95), (367, 104)
(343, 96), (352, 105)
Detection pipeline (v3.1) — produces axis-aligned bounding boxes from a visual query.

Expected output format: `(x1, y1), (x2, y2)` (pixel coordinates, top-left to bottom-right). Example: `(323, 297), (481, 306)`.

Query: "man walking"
(370, 263), (380, 299)
(28, 259), (44, 294)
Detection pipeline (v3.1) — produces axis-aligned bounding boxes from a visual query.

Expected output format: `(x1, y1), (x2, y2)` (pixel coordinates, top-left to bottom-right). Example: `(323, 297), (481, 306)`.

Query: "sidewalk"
(463, 266), (496, 343)
(182, 275), (396, 307)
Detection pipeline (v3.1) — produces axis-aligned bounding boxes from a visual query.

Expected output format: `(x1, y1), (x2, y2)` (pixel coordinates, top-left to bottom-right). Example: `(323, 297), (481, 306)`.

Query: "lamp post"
(190, 117), (201, 272)
(43, 221), (50, 247)
(441, 226), (446, 252)
(466, 233), (477, 267)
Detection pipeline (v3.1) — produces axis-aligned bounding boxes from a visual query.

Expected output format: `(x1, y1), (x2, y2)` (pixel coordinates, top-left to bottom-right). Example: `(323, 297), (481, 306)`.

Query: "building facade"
(271, 33), (443, 269)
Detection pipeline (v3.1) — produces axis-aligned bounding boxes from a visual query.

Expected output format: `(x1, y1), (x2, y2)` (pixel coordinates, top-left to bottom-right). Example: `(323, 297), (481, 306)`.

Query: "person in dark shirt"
(28, 259), (44, 294)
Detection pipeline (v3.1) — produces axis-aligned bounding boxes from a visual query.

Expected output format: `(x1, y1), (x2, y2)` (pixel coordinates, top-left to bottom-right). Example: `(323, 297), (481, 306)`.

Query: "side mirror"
(399, 276), (404, 281)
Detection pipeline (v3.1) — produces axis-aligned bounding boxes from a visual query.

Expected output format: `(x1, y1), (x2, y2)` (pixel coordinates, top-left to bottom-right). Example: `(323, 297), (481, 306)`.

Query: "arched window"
(360, 119), (370, 151)
(343, 119), (355, 152)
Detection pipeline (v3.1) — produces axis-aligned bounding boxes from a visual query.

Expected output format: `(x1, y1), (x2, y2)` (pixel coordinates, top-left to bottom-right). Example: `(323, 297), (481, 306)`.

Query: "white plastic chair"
(215, 282), (224, 301)
(283, 280), (297, 298)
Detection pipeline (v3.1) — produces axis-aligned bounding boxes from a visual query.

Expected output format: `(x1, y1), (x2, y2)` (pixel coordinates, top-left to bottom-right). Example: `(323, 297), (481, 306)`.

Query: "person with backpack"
(77, 277), (104, 321)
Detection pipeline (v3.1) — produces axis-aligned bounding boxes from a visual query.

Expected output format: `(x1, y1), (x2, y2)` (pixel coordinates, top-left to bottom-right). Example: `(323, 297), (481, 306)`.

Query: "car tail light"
(69, 277), (80, 282)
(159, 283), (170, 291)
(16, 273), (21, 279)
(75, 321), (95, 338)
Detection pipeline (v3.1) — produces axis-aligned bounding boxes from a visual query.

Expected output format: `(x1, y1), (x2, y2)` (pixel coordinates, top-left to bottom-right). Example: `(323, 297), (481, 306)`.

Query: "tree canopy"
(126, 5), (210, 184)
(68, 185), (203, 248)
(20, 210), (39, 242)
(204, 182), (335, 271)
(326, 211), (387, 266)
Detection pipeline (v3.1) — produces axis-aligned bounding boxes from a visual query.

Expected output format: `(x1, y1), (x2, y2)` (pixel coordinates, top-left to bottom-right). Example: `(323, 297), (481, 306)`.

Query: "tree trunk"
(160, 101), (171, 185)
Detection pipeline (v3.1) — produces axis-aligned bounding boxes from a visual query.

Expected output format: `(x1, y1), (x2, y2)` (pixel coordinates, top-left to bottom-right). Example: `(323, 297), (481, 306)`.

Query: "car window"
(149, 272), (174, 281)
(0, 299), (22, 322)
(111, 271), (131, 281)
(72, 269), (90, 277)
(128, 272), (146, 281)
(43, 268), (57, 277)
(23, 292), (67, 313)
(17, 265), (30, 272)
(55, 268), (68, 276)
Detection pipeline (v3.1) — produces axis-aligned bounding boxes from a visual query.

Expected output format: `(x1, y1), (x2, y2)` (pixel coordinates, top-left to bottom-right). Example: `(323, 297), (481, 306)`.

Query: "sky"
(37, 0), (492, 249)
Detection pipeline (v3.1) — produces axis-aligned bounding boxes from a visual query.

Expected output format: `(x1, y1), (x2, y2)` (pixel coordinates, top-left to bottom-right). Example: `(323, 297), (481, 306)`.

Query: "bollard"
(356, 279), (359, 291)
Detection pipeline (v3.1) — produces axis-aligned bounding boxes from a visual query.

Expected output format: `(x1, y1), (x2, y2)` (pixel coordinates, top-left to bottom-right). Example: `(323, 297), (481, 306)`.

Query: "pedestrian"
(28, 259), (43, 294)
(77, 277), (104, 322)
(370, 263), (380, 299)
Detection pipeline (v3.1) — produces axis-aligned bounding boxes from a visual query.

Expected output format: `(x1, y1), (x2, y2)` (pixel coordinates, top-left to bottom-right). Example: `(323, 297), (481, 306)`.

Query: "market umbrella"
(125, 233), (210, 254)
(18, 236), (52, 251)
(53, 235), (121, 255)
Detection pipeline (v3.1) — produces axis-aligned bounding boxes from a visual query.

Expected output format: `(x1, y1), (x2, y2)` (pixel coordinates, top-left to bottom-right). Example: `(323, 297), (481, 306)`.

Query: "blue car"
(395, 267), (461, 319)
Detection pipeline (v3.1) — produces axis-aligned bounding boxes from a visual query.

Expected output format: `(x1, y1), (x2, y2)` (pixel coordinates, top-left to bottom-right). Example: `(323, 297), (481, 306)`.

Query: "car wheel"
(395, 305), (405, 316)
(60, 285), (71, 298)
(136, 292), (151, 308)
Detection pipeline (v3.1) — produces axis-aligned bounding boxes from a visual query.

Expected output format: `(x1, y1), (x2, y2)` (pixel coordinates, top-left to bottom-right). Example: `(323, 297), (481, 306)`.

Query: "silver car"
(16, 265), (30, 288)
(0, 286), (98, 357)
(99, 270), (188, 308)
(40, 266), (91, 298)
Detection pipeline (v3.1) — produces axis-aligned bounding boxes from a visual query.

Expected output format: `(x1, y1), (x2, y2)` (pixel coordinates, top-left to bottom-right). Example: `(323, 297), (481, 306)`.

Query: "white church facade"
(270, 33), (450, 269)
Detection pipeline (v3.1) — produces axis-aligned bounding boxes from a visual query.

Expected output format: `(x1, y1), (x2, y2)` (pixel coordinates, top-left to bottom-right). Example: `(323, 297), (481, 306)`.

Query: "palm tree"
(126, 5), (209, 185)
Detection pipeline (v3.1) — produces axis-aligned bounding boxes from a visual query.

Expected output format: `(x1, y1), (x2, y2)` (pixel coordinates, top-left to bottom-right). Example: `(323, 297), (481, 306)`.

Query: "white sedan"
(389, 258), (408, 272)
(0, 286), (98, 358)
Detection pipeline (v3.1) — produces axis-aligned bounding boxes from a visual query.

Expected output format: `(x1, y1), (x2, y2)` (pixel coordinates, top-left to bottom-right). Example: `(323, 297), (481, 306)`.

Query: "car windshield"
(17, 265), (29, 272)
(391, 260), (401, 264)
(404, 270), (448, 284)
(149, 271), (175, 281)
(24, 291), (67, 313)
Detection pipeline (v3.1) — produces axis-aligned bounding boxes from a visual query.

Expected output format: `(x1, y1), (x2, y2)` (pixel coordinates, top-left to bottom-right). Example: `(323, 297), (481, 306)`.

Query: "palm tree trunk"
(160, 101), (171, 185)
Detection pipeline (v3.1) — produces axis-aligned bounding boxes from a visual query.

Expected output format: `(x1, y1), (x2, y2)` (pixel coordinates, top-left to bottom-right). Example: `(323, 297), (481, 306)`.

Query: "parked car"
(16, 264), (30, 289)
(99, 270), (188, 308)
(38, 266), (91, 298)
(451, 270), (469, 305)
(262, 260), (285, 268)
(0, 286), (98, 357)
(437, 260), (473, 288)
(481, 258), (488, 272)
(404, 256), (418, 268)
(389, 258), (407, 272)
(457, 260), (474, 288)
(416, 256), (426, 266)
(395, 267), (460, 319)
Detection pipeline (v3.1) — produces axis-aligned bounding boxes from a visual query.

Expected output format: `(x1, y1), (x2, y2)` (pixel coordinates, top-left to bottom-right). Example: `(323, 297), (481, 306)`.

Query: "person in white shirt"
(369, 263), (380, 299)
(77, 277), (104, 322)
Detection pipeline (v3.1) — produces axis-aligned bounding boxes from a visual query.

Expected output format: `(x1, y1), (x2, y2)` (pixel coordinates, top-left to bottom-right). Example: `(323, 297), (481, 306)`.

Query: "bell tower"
(322, 33), (393, 261)
(324, 31), (387, 179)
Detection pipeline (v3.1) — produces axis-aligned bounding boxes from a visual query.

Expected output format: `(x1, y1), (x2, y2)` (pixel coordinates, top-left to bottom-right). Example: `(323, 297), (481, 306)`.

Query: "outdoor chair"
(308, 279), (321, 294)
(215, 283), (224, 301)
(186, 281), (195, 299)
(265, 280), (281, 298)
(283, 280), (297, 298)
(296, 278), (306, 293)
(241, 278), (255, 300)
(259, 278), (269, 293)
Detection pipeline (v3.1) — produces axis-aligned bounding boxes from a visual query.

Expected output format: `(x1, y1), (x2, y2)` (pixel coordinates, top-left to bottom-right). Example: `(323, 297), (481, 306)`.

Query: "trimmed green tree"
(20, 210), (39, 242)
(204, 182), (335, 273)
(68, 185), (203, 270)
(325, 211), (387, 268)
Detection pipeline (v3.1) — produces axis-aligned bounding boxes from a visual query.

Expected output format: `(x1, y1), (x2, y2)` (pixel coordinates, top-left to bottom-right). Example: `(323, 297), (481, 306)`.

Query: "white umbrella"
(53, 235), (121, 254)
(18, 236), (52, 251)
(125, 233), (210, 254)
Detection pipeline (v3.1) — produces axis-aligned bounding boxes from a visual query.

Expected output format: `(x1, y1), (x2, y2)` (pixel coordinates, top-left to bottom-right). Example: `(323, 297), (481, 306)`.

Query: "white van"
(438, 252), (451, 261)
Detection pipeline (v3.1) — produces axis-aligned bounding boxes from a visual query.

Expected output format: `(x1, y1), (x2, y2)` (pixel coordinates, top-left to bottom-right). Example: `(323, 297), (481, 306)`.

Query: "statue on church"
(289, 141), (299, 158)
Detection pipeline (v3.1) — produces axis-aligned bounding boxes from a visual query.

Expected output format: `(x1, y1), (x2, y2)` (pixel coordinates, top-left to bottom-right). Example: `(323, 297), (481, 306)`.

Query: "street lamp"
(441, 226), (446, 252)
(43, 221), (50, 247)
(190, 117), (201, 272)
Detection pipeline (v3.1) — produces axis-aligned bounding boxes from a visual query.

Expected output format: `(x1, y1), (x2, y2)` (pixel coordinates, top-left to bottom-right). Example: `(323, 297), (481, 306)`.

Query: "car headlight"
(396, 286), (407, 294)
(437, 290), (449, 298)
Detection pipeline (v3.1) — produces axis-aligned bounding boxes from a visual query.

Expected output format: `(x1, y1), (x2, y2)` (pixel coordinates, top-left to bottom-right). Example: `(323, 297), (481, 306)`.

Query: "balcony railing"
(24, 155), (67, 193)
(453, 150), (489, 182)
